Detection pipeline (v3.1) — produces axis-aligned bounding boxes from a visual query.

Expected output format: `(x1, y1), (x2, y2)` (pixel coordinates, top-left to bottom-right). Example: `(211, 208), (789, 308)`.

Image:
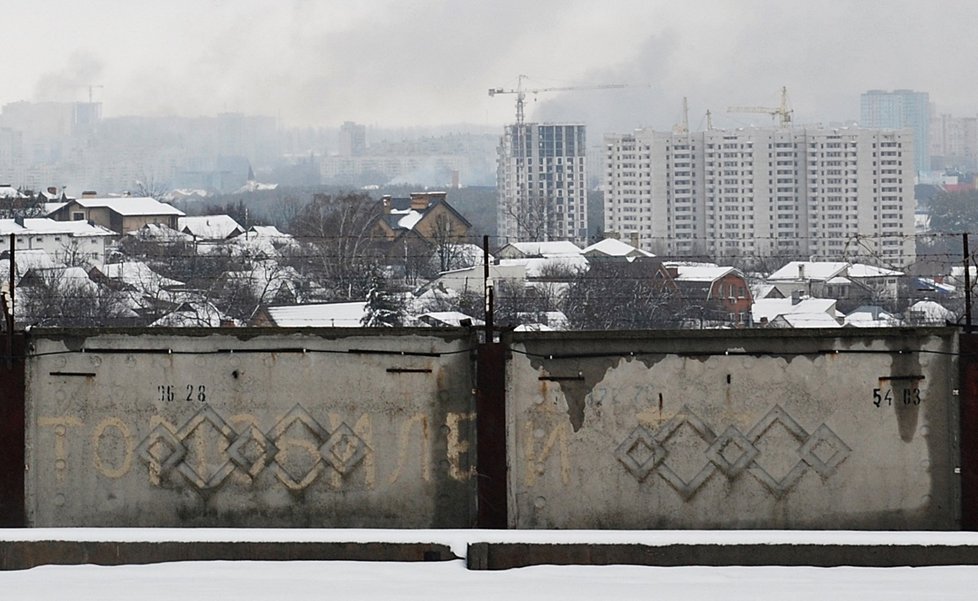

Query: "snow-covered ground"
(1, 530), (977, 599)
(2, 561), (977, 600)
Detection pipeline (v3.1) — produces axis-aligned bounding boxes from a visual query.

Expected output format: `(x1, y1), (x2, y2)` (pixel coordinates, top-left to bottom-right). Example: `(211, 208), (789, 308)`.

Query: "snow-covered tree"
(361, 274), (406, 327)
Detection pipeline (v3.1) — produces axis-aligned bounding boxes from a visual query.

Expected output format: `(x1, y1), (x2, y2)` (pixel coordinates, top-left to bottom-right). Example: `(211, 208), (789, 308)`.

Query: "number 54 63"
(873, 387), (921, 407)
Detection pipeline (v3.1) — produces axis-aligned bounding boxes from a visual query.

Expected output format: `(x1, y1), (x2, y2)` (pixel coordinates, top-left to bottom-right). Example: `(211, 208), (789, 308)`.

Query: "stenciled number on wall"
(872, 387), (921, 407)
(158, 384), (207, 403)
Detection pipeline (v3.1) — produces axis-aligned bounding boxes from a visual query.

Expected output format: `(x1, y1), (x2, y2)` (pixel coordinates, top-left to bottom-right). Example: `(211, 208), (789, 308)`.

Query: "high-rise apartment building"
(603, 127), (915, 265)
(339, 121), (367, 157)
(497, 123), (588, 243)
(860, 89), (930, 173)
(929, 113), (978, 171)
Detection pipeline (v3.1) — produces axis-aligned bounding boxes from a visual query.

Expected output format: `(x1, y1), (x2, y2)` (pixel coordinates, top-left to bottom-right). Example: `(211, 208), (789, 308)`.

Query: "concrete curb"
(0, 541), (457, 570)
(466, 542), (978, 570)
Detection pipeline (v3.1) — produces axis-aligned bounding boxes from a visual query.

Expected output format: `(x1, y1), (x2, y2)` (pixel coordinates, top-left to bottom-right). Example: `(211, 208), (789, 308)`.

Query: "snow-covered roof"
(498, 256), (588, 278)
(236, 180), (278, 193)
(101, 261), (183, 289)
(499, 241), (582, 258)
(844, 305), (901, 328)
(914, 277), (955, 295)
(396, 210), (424, 230)
(179, 215), (244, 240)
(775, 312), (844, 328)
(417, 311), (484, 327)
(581, 238), (654, 258)
(132, 224), (195, 242)
(752, 284), (780, 299)
(908, 300), (954, 324)
(847, 264), (904, 278)
(767, 261), (848, 281)
(671, 264), (736, 283)
(265, 302), (368, 327)
(43, 202), (67, 216)
(752, 297), (839, 326)
(0, 186), (25, 199)
(247, 225), (289, 238)
(151, 302), (229, 328)
(71, 196), (185, 217)
(23, 218), (116, 237)
(164, 189), (210, 202)
(22, 265), (99, 293)
(13, 249), (62, 269)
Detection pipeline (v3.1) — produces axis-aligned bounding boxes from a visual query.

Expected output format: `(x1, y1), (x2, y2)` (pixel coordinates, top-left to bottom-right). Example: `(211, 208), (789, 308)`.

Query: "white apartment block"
(603, 127), (915, 266)
(497, 123), (588, 244)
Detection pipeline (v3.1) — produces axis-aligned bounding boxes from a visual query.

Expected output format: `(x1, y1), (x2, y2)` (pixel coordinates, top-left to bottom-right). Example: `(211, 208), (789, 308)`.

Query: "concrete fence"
(24, 328), (476, 528)
(507, 328), (959, 530)
(12, 326), (969, 530)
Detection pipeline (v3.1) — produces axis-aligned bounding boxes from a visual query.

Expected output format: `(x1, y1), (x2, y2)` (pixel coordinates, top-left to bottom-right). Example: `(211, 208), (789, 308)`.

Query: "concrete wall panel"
(25, 328), (476, 528)
(507, 329), (959, 529)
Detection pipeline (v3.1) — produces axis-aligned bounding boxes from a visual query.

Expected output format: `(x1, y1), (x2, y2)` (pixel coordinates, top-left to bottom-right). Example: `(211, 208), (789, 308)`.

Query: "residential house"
(372, 192), (471, 244)
(178, 215), (245, 240)
(752, 296), (843, 328)
(665, 262), (753, 326)
(581, 238), (655, 262)
(251, 302), (368, 327)
(496, 240), (582, 260)
(48, 194), (185, 234)
(370, 191), (472, 277)
(765, 261), (904, 312)
(0, 217), (117, 266)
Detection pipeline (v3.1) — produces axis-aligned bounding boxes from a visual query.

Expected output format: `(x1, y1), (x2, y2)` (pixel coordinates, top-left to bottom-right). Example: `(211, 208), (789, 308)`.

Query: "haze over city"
(3, 0), (977, 133)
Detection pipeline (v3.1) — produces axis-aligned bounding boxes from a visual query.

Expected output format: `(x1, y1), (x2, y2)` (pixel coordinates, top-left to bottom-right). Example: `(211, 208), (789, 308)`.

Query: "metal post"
(965, 233), (972, 333)
(5, 234), (13, 367)
(483, 235), (493, 342)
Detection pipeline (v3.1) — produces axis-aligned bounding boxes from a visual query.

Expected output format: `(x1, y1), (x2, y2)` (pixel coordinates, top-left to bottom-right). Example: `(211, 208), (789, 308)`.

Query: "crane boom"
(488, 75), (628, 126)
(727, 86), (793, 127)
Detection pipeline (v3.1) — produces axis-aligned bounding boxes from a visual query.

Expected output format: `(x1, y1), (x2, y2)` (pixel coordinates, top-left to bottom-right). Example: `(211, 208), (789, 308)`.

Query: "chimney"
(797, 264), (805, 280)
(47, 186), (57, 195)
(630, 232), (640, 248)
(409, 192), (430, 211)
(81, 190), (97, 198)
(381, 195), (392, 214)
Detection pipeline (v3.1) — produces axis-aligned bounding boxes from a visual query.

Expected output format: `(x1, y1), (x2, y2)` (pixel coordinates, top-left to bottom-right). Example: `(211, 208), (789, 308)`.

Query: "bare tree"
(562, 260), (686, 330)
(134, 176), (170, 201)
(18, 269), (134, 327)
(288, 193), (384, 300)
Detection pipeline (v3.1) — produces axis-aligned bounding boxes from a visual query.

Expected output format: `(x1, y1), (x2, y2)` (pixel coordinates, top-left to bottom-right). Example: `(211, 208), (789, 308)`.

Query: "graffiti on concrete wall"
(38, 404), (476, 494)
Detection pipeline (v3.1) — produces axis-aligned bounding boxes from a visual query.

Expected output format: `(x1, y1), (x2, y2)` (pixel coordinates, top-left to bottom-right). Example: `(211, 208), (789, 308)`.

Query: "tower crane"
(727, 86), (793, 127)
(488, 75), (628, 127)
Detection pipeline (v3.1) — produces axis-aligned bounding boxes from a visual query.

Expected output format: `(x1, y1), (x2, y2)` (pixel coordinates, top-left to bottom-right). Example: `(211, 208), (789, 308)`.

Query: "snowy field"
(1, 530), (977, 600)
(2, 561), (977, 600)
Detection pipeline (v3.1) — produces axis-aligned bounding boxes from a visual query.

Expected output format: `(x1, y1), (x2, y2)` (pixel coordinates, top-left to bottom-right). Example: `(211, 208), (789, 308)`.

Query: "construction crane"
(488, 75), (628, 127)
(727, 86), (793, 127)
(87, 84), (103, 104)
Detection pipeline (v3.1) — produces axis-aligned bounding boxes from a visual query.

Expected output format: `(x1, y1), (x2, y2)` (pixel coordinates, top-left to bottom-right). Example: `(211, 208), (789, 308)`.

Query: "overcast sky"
(2, 0), (976, 134)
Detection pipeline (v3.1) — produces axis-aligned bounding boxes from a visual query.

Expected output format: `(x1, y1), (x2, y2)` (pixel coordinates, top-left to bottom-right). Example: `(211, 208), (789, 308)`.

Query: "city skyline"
(4, 1), (978, 134)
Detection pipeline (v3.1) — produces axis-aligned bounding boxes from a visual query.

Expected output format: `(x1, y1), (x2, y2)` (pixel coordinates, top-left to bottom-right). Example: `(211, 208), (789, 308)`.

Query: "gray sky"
(3, 0), (975, 132)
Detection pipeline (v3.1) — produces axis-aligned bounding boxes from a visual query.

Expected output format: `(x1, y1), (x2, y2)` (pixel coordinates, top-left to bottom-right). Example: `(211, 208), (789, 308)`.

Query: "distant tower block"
(339, 121), (367, 157)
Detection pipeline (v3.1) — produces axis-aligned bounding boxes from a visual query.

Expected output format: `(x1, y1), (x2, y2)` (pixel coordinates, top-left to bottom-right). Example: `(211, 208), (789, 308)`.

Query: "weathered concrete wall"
(507, 328), (960, 529)
(25, 328), (477, 528)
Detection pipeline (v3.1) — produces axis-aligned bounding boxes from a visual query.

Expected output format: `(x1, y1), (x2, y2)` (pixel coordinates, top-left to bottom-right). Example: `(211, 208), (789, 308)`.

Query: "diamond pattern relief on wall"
(615, 404), (851, 500)
(135, 404), (371, 491)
